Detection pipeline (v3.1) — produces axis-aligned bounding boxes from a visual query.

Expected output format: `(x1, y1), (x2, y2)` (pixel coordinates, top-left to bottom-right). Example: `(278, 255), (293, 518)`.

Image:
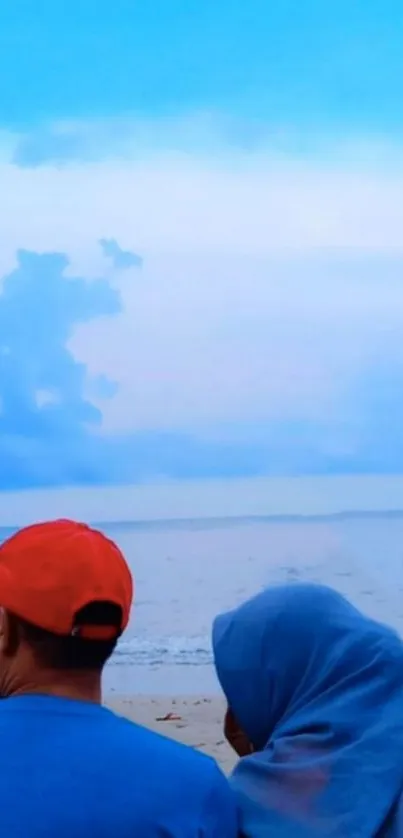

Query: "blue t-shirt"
(0, 695), (238, 837)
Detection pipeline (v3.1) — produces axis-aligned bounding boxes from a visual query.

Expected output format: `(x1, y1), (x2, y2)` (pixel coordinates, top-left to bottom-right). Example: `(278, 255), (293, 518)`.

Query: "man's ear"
(0, 610), (19, 656)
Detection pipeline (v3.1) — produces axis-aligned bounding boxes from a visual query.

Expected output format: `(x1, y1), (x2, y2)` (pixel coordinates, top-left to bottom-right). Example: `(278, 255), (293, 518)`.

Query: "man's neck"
(3, 671), (102, 704)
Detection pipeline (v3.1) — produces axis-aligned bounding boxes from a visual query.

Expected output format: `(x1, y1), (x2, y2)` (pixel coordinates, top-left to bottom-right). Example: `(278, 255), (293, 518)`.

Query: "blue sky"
(2, 1), (403, 132)
(1, 0), (403, 489)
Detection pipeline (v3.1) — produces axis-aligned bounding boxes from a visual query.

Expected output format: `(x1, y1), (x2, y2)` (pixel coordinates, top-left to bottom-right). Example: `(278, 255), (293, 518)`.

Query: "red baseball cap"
(0, 519), (133, 639)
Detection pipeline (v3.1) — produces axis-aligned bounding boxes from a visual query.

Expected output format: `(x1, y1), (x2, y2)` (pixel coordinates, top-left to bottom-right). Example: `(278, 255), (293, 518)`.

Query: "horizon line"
(1, 507), (403, 535)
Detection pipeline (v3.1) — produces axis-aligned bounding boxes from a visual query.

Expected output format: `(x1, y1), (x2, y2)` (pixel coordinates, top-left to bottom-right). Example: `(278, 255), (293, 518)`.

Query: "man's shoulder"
(99, 709), (238, 837)
(104, 707), (219, 777)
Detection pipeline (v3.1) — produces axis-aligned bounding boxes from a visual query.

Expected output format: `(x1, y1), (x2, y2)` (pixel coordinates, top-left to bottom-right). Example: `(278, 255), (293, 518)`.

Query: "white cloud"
(1, 121), (403, 433)
(68, 251), (403, 433)
(1, 127), (403, 262)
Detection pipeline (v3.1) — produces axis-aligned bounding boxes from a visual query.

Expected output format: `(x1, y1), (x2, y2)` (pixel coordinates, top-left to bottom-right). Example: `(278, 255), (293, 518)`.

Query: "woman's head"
(214, 583), (403, 838)
(213, 583), (402, 752)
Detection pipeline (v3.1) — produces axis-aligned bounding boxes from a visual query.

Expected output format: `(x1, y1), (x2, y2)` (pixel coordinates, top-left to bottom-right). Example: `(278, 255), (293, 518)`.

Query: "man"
(0, 519), (238, 837)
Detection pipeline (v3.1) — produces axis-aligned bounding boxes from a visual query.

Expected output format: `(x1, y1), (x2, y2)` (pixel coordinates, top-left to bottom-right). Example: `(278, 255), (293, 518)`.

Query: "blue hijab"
(213, 584), (403, 838)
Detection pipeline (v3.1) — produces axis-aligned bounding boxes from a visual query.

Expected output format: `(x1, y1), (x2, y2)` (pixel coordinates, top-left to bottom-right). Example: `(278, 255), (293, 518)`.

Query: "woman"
(213, 583), (403, 837)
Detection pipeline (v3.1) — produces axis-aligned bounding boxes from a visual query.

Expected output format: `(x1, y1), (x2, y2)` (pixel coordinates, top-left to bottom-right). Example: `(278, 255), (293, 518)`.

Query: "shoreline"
(106, 695), (237, 773)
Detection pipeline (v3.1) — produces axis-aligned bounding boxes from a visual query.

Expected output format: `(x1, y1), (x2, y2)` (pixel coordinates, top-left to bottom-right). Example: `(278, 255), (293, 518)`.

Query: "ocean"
(2, 475), (403, 695)
(98, 514), (403, 693)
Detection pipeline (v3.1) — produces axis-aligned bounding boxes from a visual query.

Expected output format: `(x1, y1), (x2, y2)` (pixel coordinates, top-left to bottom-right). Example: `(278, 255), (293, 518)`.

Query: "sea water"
(103, 514), (403, 693)
(2, 475), (403, 694)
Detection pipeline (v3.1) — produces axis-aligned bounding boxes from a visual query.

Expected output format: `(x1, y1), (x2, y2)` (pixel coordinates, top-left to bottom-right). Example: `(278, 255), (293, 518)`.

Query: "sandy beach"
(106, 696), (237, 773)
